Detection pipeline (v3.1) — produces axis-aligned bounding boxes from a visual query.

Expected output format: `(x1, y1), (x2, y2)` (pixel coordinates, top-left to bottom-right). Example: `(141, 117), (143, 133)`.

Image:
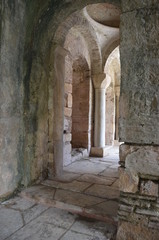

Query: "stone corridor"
(1, 1), (159, 239)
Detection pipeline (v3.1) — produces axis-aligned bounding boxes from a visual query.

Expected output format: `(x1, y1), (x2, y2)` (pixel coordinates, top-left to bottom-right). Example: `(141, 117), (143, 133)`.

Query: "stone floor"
(0, 146), (119, 240)
(0, 197), (117, 240)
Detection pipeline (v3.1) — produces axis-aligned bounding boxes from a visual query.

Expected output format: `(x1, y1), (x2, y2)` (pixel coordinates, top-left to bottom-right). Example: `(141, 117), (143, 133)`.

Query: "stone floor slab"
(58, 180), (92, 192)
(7, 221), (66, 240)
(77, 174), (115, 186)
(60, 230), (107, 240)
(21, 185), (55, 204)
(87, 200), (119, 217)
(0, 207), (23, 240)
(35, 207), (76, 229)
(85, 184), (119, 200)
(23, 204), (49, 224)
(70, 217), (116, 239)
(111, 179), (119, 189)
(64, 160), (107, 174)
(51, 171), (81, 182)
(99, 168), (119, 178)
(54, 189), (103, 207)
(2, 197), (35, 211)
(42, 179), (59, 188)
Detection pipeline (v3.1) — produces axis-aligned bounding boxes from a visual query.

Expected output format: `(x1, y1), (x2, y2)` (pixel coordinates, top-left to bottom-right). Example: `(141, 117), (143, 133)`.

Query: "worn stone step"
(20, 184), (118, 225)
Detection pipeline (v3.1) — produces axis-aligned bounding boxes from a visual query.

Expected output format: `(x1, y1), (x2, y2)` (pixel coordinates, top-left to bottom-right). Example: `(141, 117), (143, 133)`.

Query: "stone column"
(117, 1), (159, 239)
(113, 86), (120, 146)
(91, 73), (107, 157)
(94, 88), (106, 147)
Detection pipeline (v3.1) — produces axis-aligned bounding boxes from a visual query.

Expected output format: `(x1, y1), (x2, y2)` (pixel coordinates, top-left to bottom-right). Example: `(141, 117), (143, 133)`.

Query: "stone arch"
(52, 17), (97, 170)
(104, 46), (121, 145)
(102, 39), (120, 71)
(54, 13), (102, 75)
(22, 0), (121, 181)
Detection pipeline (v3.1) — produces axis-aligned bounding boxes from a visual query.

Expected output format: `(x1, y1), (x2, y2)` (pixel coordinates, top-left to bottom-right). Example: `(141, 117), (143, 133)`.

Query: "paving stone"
(42, 179), (59, 188)
(0, 207), (23, 240)
(23, 204), (49, 224)
(111, 179), (119, 189)
(77, 174), (115, 186)
(2, 196), (35, 210)
(90, 159), (113, 166)
(36, 207), (76, 229)
(60, 230), (106, 240)
(58, 180), (92, 192)
(51, 171), (81, 182)
(99, 168), (119, 178)
(109, 164), (120, 169)
(54, 189), (103, 207)
(42, 180), (91, 192)
(71, 217), (116, 239)
(7, 221), (66, 240)
(21, 185), (55, 204)
(85, 184), (119, 200)
(64, 161), (107, 174)
(88, 200), (119, 217)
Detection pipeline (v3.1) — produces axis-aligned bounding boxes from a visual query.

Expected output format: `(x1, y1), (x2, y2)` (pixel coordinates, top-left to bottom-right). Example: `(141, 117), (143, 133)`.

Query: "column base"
(90, 147), (107, 157)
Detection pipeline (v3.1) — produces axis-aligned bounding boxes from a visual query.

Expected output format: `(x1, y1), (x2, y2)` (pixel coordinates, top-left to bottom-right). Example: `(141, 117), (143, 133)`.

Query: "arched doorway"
(72, 57), (90, 150)
(63, 55), (92, 166)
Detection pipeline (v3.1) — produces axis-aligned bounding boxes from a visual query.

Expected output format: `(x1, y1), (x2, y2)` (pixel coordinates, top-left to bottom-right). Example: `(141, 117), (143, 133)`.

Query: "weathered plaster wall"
(0, 0), (26, 198)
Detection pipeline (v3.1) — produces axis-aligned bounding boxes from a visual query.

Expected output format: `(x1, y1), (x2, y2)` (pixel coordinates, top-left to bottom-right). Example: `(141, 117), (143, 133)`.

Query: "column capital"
(92, 73), (106, 89)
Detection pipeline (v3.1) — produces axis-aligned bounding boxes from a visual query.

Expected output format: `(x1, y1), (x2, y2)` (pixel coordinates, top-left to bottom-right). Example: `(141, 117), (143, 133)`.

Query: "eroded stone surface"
(119, 168), (139, 193)
(121, 0), (158, 12)
(119, 5), (159, 144)
(123, 145), (159, 177)
(140, 180), (158, 197)
(117, 221), (159, 240)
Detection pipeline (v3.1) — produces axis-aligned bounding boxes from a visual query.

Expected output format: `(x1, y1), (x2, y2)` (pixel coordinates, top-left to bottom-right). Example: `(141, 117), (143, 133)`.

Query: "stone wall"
(0, 0), (26, 198)
(72, 59), (90, 149)
(117, 1), (159, 239)
(0, 0), (121, 197)
(105, 85), (115, 145)
(64, 55), (73, 166)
